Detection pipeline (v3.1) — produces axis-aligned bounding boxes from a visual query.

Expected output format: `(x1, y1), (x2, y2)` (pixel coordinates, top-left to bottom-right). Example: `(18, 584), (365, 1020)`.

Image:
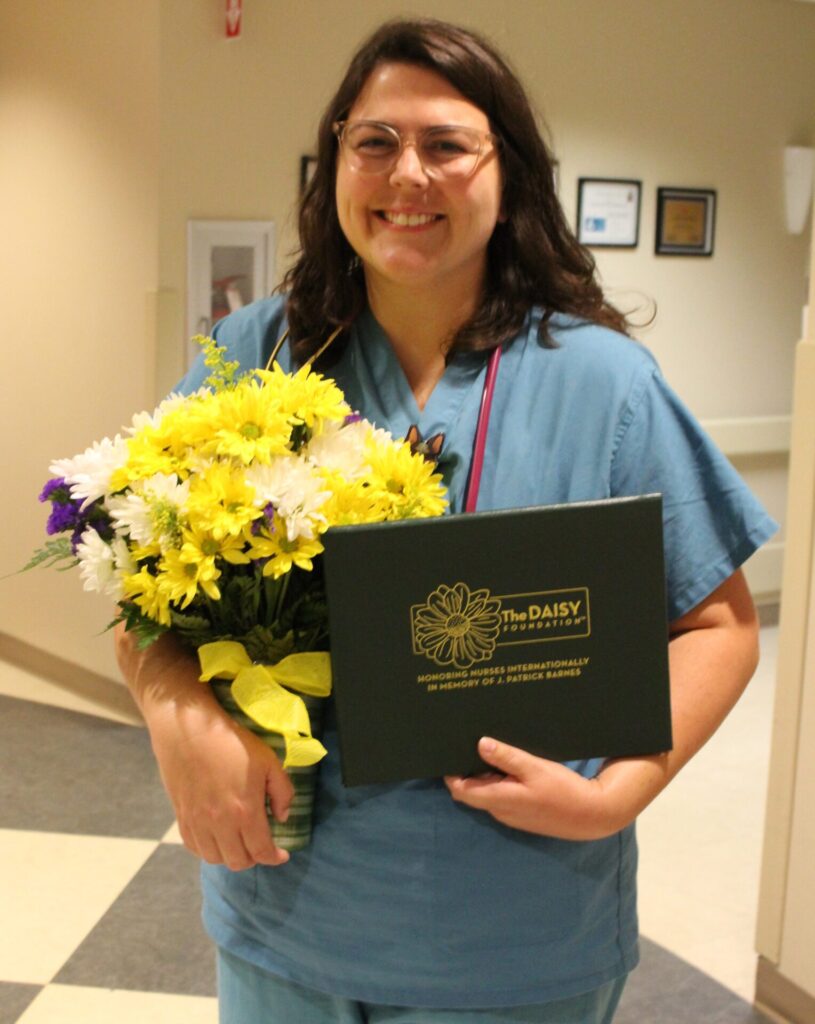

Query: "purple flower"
(40, 477), (84, 536)
(64, 500), (114, 551)
(343, 413), (363, 426)
(46, 502), (81, 535)
(251, 502), (276, 536)
(39, 477), (70, 503)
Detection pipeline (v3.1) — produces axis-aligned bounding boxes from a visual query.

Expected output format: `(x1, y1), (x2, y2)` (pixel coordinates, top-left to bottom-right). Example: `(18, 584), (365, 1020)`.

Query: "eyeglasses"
(333, 120), (499, 180)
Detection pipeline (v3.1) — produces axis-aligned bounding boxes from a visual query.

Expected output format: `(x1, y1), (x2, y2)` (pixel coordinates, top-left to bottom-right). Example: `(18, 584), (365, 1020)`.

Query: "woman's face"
(335, 62), (503, 298)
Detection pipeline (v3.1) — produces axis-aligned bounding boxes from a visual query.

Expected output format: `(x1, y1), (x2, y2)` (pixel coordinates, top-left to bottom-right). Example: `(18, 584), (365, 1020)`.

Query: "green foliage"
(114, 603), (169, 649)
(169, 609), (216, 652)
(288, 422), (313, 452)
(210, 574), (263, 634)
(17, 538), (78, 574)
(193, 334), (244, 392)
(239, 624), (294, 665)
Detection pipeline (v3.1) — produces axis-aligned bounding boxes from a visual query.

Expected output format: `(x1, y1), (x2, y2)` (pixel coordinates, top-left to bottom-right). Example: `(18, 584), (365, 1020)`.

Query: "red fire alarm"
(226, 0), (242, 38)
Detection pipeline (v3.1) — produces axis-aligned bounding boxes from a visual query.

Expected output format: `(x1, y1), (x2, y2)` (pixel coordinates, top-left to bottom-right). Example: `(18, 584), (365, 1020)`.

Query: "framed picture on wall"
(655, 187), (716, 256)
(186, 219), (275, 369)
(576, 178), (641, 248)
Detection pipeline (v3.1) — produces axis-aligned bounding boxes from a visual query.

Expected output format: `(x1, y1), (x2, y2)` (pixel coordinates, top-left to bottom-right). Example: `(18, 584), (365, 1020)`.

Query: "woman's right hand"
(115, 625), (294, 871)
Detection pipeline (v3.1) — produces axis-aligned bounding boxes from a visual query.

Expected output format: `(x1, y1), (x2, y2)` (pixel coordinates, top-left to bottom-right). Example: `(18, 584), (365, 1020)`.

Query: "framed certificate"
(576, 178), (641, 248)
(655, 187), (716, 256)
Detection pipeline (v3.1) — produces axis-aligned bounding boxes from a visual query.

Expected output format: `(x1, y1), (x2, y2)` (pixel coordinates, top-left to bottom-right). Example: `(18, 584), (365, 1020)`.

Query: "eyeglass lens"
(341, 123), (485, 177)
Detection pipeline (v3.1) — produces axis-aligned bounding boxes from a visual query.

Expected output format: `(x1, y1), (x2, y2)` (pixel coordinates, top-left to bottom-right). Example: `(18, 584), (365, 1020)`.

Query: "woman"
(116, 18), (776, 1023)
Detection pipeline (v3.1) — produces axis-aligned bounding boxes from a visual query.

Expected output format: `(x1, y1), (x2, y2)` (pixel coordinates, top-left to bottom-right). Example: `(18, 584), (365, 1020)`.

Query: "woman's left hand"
(444, 738), (625, 841)
(446, 569), (761, 842)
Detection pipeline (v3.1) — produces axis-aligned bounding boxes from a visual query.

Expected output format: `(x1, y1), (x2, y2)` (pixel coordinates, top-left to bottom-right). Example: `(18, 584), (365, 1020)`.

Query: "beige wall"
(0, 1), (160, 678)
(155, 0), (815, 602)
(2, 0), (814, 678)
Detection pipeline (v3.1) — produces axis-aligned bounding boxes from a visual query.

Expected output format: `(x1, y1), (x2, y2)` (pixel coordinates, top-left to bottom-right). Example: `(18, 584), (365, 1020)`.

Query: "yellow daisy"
(190, 379), (291, 464)
(121, 567), (172, 626)
(364, 439), (448, 520)
(186, 461), (262, 540)
(319, 473), (385, 527)
(246, 524), (324, 579)
(255, 363), (349, 430)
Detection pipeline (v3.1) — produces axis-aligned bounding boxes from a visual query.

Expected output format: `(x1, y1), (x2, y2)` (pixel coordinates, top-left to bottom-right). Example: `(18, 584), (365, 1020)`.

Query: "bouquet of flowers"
(29, 336), (447, 848)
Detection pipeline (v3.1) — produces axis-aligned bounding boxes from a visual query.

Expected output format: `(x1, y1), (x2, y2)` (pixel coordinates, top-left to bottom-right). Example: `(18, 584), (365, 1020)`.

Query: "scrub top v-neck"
(338, 307), (488, 513)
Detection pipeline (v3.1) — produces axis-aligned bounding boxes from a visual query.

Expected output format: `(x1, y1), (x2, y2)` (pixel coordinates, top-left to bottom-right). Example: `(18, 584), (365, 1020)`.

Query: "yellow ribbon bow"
(197, 641), (332, 768)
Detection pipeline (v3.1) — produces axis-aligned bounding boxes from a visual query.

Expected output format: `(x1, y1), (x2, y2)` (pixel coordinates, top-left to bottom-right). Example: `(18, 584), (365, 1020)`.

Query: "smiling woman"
(115, 16), (777, 1024)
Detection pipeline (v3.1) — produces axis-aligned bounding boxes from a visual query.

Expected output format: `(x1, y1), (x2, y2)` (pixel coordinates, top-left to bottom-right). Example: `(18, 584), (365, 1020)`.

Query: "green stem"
(273, 571), (292, 623)
(263, 575), (281, 627)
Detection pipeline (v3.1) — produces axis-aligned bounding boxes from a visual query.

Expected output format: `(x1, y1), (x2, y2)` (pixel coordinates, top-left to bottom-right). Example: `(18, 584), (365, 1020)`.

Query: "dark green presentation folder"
(322, 495), (672, 787)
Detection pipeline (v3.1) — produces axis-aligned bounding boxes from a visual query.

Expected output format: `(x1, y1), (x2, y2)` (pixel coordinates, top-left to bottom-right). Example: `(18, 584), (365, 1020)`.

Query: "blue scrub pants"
(217, 948), (627, 1024)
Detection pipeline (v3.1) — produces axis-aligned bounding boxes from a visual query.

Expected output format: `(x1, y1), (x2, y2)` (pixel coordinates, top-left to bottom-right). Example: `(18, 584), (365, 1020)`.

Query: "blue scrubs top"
(178, 295), (776, 1009)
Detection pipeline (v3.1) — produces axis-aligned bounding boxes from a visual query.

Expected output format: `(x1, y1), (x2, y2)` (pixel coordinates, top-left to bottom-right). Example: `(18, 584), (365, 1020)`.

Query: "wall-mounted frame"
(300, 155), (318, 193)
(576, 178), (641, 248)
(655, 187), (716, 256)
(186, 219), (275, 368)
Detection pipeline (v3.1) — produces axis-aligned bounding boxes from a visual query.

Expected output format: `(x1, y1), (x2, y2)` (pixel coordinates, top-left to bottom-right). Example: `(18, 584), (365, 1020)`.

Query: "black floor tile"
(0, 695), (174, 839)
(0, 982), (41, 1024)
(616, 938), (773, 1023)
(54, 843), (216, 996)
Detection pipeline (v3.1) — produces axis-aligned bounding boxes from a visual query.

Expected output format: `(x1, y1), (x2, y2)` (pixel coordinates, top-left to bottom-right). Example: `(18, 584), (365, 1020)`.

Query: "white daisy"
(75, 529), (118, 597)
(111, 535), (136, 580)
(107, 473), (190, 547)
(50, 435), (130, 509)
(305, 419), (373, 477)
(246, 457), (330, 541)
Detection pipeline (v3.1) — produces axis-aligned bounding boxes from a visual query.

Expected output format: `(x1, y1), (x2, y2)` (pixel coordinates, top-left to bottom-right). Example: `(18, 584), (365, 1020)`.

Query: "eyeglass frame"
(332, 119), (501, 180)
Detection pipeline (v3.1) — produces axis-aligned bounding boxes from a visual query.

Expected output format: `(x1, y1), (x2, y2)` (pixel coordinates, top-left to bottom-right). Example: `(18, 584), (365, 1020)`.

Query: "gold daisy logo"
(412, 582), (502, 669)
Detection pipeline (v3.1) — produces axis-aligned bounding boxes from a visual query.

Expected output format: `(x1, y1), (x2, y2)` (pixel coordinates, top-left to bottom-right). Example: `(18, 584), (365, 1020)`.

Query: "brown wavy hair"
(282, 17), (629, 365)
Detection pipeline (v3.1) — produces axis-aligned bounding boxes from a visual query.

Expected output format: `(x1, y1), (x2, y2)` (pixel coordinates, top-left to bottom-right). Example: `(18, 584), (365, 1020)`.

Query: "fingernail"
(279, 807), (290, 823)
(480, 736), (496, 753)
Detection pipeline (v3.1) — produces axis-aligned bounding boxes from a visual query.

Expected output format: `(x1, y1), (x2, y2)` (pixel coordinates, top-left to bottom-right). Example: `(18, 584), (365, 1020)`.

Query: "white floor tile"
(0, 660), (141, 726)
(0, 830), (157, 985)
(161, 821), (183, 844)
(16, 984), (217, 1024)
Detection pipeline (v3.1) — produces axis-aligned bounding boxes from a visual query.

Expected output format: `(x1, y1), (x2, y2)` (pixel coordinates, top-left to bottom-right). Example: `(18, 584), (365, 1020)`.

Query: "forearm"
(113, 623), (239, 754)
(115, 623), (214, 716)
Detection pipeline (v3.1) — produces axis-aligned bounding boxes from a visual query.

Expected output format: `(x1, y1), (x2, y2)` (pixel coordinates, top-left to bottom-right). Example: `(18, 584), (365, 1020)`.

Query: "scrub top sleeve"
(174, 296), (290, 397)
(610, 365), (778, 622)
